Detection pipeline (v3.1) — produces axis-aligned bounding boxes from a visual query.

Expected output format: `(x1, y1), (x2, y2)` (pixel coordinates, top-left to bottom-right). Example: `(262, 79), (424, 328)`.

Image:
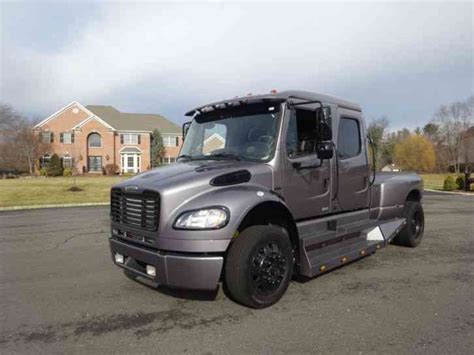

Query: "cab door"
(334, 108), (370, 212)
(281, 107), (331, 220)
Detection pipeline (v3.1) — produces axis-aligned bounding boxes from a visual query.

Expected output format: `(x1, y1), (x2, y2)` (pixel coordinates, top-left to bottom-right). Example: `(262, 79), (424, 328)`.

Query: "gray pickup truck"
(109, 91), (424, 308)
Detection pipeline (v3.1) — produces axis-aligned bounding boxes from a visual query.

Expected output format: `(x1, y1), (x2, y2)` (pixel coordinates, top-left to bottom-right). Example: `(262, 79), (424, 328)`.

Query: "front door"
(282, 108), (331, 220)
(121, 153), (141, 173)
(88, 156), (102, 172)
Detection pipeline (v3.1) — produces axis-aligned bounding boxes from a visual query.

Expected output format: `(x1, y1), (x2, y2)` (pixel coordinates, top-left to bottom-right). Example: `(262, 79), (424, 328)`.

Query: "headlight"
(173, 207), (229, 230)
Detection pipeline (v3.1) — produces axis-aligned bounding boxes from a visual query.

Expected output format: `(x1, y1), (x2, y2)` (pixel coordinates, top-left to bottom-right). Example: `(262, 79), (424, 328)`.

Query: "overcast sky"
(1, 0), (472, 130)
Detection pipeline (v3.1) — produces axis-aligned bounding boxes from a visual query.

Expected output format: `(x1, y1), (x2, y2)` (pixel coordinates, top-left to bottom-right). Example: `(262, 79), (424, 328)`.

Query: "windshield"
(179, 104), (281, 162)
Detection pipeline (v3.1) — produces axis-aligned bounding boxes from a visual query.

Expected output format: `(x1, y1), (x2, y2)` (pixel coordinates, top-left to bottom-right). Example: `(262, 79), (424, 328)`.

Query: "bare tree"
(367, 117), (389, 169)
(434, 97), (473, 173)
(0, 103), (50, 174)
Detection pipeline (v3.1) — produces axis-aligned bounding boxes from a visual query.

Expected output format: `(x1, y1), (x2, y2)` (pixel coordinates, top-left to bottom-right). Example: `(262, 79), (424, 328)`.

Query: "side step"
(301, 237), (382, 277)
(298, 218), (406, 278)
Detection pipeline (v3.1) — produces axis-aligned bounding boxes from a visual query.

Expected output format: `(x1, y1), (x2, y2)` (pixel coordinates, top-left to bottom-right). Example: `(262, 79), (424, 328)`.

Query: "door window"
(286, 109), (318, 158)
(337, 117), (361, 158)
(88, 156), (102, 171)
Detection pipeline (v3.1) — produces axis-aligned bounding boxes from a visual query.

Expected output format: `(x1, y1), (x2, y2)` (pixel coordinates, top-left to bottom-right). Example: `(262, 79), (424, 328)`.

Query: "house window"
(40, 154), (51, 168)
(42, 131), (53, 143)
(60, 132), (73, 144)
(121, 133), (140, 145)
(162, 156), (177, 164)
(62, 155), (73, 169)
(88, 133), (102, 148)
(163, 135), (179, 147)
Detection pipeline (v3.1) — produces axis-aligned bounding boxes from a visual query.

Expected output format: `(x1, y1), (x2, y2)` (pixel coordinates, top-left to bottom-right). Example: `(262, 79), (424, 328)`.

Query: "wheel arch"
(234, 201), (300, 265)
(405, 189), (422, 203)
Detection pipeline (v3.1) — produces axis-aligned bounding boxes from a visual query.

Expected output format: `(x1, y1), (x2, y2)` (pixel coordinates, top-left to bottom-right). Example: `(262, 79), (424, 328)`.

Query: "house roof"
(85, 105), (181, 134)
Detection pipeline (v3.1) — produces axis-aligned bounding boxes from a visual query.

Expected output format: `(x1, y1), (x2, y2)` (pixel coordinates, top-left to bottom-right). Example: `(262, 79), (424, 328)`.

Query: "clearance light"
(270, 89), (278, 94)
(360, 250), (366, 256)
(320, 265), (327, 272)
(146, 265), (156, 277)
(114, 253), (124, 264)
(341, 256), (348, 263)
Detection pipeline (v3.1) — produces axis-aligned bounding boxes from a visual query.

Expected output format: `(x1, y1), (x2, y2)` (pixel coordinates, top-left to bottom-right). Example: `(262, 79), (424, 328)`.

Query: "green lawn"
(420, 174), (449, 190)
(0, 176), (126, 208)
(0, 173), (470, 209)
(420, 173), (472, 191)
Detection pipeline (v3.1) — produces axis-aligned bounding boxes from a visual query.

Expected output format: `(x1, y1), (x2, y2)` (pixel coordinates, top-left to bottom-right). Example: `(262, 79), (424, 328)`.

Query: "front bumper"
(109, 237), (224, 290)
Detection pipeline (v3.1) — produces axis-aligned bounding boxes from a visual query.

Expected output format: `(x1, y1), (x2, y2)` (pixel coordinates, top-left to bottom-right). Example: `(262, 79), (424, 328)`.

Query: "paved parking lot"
(0, 193), (473, 354)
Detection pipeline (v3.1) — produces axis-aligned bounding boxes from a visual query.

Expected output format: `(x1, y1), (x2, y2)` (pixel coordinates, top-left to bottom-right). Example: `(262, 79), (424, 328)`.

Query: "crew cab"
(109, 91), (424, 308)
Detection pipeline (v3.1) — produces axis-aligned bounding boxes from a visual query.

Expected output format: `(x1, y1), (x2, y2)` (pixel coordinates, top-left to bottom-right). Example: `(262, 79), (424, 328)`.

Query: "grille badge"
(124, 185), (139, 192)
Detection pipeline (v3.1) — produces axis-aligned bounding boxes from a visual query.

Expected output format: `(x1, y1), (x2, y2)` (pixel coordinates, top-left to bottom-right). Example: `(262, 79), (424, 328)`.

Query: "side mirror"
(317, 142), (334, 160)
(316, 107), (332, 141)
(182, 121), (191, 140)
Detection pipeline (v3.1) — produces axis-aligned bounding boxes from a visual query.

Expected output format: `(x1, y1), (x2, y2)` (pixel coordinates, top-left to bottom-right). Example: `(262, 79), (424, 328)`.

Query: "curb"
(424, 188), (474, 196)
(0, 202), (110, 212)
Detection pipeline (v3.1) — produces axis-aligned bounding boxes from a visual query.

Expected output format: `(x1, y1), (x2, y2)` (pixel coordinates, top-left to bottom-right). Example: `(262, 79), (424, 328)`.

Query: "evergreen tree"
(150, 129), (165, 168)
(47, 153), (63, 176)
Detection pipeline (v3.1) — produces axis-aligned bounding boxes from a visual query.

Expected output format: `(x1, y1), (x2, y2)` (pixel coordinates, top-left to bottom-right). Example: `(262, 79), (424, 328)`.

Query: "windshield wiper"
(206, 152), (242, 161)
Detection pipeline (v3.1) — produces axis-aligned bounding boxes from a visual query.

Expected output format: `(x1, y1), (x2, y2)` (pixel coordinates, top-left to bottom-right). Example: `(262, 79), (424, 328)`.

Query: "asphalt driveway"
(0, 193), (473, 354)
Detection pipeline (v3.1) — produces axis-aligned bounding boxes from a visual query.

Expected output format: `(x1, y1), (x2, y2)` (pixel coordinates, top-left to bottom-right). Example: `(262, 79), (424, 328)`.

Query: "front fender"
(159, 184), (284, 242)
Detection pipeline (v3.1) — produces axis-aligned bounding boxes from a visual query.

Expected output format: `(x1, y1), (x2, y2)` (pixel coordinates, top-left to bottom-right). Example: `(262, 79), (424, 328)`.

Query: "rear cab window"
(337, 117), (361, 158)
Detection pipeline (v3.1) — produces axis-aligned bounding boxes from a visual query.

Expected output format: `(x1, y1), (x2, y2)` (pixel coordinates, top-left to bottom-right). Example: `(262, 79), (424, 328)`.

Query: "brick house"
(33, 101), (182, 174)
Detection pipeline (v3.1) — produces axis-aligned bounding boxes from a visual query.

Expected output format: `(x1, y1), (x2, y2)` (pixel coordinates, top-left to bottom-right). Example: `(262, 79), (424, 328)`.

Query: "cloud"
(1, 1), (472, 128)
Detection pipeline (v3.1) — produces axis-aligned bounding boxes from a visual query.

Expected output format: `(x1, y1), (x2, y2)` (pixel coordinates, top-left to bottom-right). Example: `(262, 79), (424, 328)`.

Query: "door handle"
(324, 177), (329, 190)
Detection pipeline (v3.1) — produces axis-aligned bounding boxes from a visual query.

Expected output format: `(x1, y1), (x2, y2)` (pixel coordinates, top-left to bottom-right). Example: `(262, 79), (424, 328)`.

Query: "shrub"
(455, 175), (465, 190)
(39, 168), (48, 176)
(47, 154), (63, 176)
(105, 164), (119, 175)
(63, 168), (72, 177)
(443, 175), (457, 191)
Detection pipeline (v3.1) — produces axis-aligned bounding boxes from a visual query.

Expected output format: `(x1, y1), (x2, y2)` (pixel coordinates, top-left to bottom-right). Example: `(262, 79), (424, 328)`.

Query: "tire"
(392, 201), (424, 247)
(224, 225), (294, 308)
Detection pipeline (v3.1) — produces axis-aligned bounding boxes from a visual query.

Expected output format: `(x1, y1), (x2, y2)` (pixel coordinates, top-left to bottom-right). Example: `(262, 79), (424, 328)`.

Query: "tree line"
(368, 96), (473, 173)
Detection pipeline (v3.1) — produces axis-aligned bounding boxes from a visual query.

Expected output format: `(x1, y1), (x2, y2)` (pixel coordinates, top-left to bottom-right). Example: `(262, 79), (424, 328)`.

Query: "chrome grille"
(111, 189), (159, 231)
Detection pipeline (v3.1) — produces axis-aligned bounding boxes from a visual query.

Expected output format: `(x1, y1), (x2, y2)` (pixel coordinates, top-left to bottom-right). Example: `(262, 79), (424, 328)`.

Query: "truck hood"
(113, 160), (274, 193)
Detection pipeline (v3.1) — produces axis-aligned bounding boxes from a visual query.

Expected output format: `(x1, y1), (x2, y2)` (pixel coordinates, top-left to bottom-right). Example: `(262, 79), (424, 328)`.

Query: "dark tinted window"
(286, 109), (319, 158)
(338, 117), (361, 158)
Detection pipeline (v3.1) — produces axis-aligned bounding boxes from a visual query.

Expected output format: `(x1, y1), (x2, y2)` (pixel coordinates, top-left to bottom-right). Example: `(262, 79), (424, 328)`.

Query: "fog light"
(115, 253), (124, 264)
(146, 265), (156, 277)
